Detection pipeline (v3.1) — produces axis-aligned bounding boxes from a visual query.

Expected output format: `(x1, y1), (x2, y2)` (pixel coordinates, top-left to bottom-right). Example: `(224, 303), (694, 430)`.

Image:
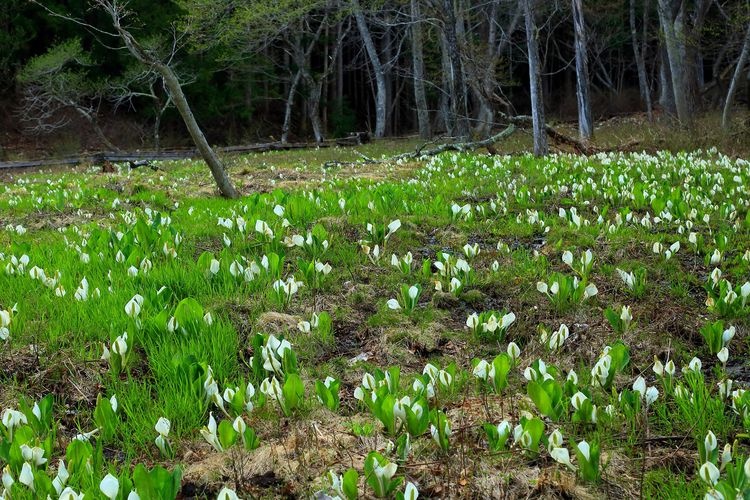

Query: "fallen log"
(494, 112), (595, 154)
(128, 160), (158, 171)
(1, 119), (638, 173)
(335, 132), (370, 146)
(348, 114), (639, 166)
(0, 141), (327, 171)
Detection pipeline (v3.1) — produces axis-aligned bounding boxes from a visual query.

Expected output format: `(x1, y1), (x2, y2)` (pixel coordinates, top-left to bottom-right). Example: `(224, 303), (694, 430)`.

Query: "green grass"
(1, 146), (750, 498)
(643, 470), (705, 499)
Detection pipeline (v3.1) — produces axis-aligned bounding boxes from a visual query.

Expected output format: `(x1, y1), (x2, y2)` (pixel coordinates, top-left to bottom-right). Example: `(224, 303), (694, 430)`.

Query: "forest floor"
(1, 114), (750, 499)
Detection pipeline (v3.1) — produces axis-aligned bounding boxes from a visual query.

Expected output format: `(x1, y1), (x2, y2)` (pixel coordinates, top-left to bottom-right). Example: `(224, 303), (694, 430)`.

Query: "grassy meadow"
(1, 137), (750, 499)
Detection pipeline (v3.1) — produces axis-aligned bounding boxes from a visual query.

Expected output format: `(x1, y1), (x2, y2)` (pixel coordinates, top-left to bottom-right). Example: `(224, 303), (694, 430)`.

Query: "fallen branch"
(322, 125), (517, 169)
(495, 111), (641, 154)
(389, 124), (517, 160)
(495, 112), (594, 154)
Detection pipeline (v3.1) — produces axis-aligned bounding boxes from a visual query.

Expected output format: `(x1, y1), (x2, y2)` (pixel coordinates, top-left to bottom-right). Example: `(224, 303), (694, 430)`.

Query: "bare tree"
(436, 0), (470, 139)
(16, 39), (121, 152)
(630, 0), (653, 121)
(282, 18), (326, 143)
(722, 19), (750, 128)
(572, 0), (593, 141)
(106, 64), (177, 151)
(459, 0), (521, 138)
(293, 15), (350, 143)
(658, 47), (676, 113)
(97, 0), (239, 198)
(352, 0), (388, 138)
(523, 0), (548, 155)
(410, 0), (431, 139)
(281, 68), (304, 144)
(657, 0), (691, 124)
(148, 82), (173, 152)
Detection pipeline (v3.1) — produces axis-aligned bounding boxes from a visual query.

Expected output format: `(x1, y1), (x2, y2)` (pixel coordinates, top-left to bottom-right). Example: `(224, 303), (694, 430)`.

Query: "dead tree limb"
(495, 112), (598, 154)
(389, 124), (517, 160)
(323, 124), (518, 168)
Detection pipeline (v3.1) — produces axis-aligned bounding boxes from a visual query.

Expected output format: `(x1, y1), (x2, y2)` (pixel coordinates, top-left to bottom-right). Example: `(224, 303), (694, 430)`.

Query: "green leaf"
(243, 427), (260, 451)
(342, 468), (359, 500)
(404, 399), (428, 436)
(282, 348), (299, 375)
(523, 417), (545, 453)
(700, 320), (724, 354)
(651, 197), (666, 215)
(33, 469), (55, 497)
(604, 307), (620, 331)
(316, 312), (333, 341)
(527, 380), (553, 419)
(174, 297), (204, 328)
(608, 342), (630, 374)
(430, 410), (450, 452)
(315, 380), (340, 411)
(93, 394), (118, 442)
(197, 251), (215, 274)
(572, 398), (596, 424)
(133, 463), (157, 498)
(483, 423), (510, 451)
(282, 373), (305, 413)
(315, 381), (333, 409)
(65, 439), (93, 477)
(491, 354), (511, 393)
(217, 420), (238, 450)
(575, 441), (600, 482)
(386, 366), (400, 393)
(364, 451), (401, 497)
(373, 392), (397, 436)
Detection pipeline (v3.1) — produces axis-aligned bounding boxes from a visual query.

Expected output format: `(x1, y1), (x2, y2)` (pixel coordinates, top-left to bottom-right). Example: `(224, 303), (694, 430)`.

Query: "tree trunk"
(106, 8), (238, 198)
(298, 20), (347, 143)
(455, 3), (471, 131)
(722, 21), (750, 128)
(630, 0), (653, 121)
(153, 112), (161, 152)
(572, 0), (593, 141)
(158, 63), (239, 198)
(337, 23), (344, 105)
(303, 69), (326, 143)
(302, 49), (325, 143)
(410, 0), (430, 138)
(153, 93), (171, 152)
(472, 90), (494, 138)
(383, 22), (394, 136)
(439, 33), (455, 135)
(88, 119), (119, 153)
(282, 70), (303, 144)
(523, 0), (548, 155)
(657, 0), (691, 124)
(685, 0), (710, 110)
(658, 46), (675, 113)
(442, 0), (470, 138)
(469, 1), (521, 138)
(352, 0), (387, 138)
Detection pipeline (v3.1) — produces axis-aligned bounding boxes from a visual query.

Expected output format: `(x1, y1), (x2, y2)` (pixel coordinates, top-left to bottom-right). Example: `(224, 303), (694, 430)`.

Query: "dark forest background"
(1, 0), (749, 157)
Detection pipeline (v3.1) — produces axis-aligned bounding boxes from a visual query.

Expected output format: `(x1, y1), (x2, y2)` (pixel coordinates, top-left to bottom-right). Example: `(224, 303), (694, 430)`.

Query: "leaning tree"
(32, 0), (240, 198)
